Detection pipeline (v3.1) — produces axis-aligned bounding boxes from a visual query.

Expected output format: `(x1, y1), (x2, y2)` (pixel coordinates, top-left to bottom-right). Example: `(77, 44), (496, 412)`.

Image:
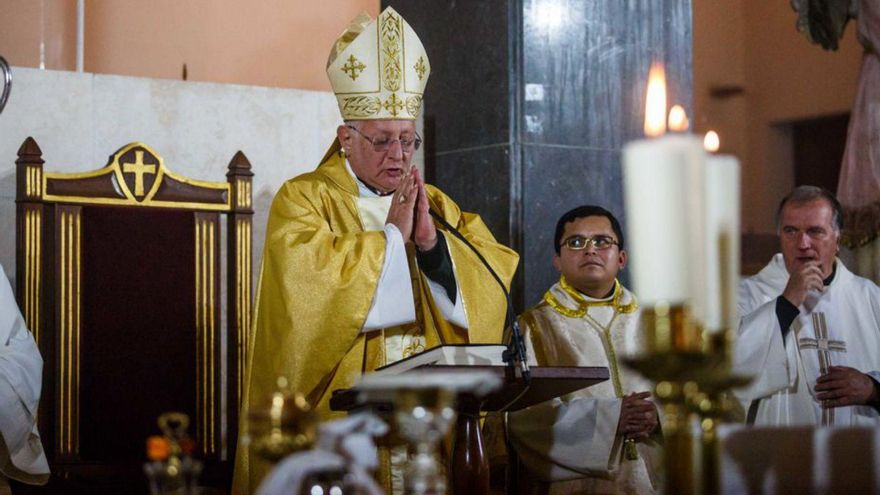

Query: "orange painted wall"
(693, 0), (863, 232)
(0, 0), (379, 91)
(0, 0), (78, 70)
(741, 0), (862, 233)
(693, 0), (747, 158)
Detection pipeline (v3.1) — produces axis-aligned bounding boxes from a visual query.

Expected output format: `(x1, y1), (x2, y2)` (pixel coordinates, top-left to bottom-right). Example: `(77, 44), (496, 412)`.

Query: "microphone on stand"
(428, 209), (531, 384)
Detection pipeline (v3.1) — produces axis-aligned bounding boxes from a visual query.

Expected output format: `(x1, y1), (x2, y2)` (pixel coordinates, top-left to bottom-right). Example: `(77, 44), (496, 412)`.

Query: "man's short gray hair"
(775, 185), (843, 233)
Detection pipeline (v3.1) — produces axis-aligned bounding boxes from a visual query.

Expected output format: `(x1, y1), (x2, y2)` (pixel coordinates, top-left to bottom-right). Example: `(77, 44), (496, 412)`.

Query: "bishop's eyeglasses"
(347, 125), (422, 153)
(560, 235), (619, 251)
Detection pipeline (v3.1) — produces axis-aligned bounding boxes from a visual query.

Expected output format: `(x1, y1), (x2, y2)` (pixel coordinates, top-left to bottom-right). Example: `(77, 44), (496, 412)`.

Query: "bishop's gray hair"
(775, 185), (843, 233)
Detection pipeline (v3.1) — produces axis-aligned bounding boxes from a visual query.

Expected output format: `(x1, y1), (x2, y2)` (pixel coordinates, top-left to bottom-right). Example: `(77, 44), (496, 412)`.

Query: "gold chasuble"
(232, 145), (518, 494)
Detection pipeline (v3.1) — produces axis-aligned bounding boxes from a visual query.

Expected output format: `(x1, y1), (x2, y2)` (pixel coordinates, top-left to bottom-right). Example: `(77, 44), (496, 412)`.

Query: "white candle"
(623, 66), (707, 308)
(703, 154), (740, 331)
(623, 133), (706, 307)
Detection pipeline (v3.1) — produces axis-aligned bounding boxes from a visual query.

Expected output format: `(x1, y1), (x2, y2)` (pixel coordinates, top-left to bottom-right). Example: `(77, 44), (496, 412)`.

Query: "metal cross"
(798, 312), (847, 425)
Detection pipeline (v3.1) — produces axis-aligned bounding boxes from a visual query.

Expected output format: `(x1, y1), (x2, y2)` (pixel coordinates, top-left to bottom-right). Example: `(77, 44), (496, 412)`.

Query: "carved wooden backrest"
(14, 138), (253, 464)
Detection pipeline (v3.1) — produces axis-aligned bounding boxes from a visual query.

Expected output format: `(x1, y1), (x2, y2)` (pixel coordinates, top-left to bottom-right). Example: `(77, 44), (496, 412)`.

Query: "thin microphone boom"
(428, 209), (531, 384)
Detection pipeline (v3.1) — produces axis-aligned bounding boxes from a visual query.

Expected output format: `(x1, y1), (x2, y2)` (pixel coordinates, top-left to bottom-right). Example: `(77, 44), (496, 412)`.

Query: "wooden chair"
(14, 138), (254, 491)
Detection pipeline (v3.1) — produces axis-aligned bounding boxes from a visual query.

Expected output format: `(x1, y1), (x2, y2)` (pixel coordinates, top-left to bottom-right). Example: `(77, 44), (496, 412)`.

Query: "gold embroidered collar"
(543, 277), (638, 318)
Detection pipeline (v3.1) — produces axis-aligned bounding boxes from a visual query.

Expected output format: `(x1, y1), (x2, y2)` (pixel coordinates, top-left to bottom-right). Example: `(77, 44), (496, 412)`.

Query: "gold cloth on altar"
(232, 143), (518, 494)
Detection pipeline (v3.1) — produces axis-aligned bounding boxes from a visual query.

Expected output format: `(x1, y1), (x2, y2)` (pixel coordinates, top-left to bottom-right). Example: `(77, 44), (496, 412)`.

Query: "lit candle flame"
(704, 130), (720, 152)
(644, 63), (667, 137)
(668, 105), (689, 132)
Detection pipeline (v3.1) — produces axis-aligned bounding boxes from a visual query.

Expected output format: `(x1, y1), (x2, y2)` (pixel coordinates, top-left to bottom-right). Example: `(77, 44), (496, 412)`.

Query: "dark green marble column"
(386, 0), (693, 309)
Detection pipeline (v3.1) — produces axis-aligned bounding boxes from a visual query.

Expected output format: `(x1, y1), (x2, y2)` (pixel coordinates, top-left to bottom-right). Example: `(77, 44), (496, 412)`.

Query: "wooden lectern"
(330, 364), (609, 495)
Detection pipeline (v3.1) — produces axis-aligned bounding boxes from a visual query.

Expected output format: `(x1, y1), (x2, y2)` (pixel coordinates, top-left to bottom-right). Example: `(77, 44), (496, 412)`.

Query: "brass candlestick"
(686, 234), (752, 494)
(626, 309), (752, 494)
(624, 302), (708, 495)
(689, 329), (752, 495)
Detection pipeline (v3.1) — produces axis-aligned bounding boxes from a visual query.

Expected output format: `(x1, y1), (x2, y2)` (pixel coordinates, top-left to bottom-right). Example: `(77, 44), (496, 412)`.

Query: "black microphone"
(428, 209), (531, 384)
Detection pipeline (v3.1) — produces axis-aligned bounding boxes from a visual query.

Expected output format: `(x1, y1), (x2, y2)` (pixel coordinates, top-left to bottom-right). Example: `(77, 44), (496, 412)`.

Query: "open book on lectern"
(371, 344), (507, 376)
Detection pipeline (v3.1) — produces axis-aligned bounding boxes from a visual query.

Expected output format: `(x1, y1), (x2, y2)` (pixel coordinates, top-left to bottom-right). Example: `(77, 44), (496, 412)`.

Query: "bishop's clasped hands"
(387, 166), (438, 253)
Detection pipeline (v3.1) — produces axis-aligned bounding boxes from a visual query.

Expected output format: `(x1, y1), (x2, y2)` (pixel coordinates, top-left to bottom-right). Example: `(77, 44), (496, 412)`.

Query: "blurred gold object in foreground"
(248, 377), (319, 463)
(144, 412), (202, 495)
(625, 304), (751, 495)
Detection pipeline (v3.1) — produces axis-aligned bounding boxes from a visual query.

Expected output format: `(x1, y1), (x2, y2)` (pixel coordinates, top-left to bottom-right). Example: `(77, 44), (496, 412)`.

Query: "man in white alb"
(734, 186), (880, 425)
(0, 264), (49, 492)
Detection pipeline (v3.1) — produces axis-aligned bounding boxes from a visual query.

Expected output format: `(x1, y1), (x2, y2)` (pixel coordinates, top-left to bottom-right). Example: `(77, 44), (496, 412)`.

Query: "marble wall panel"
(521, 145), (629, 306)
(522, 0), (627, 150)
(432, 145), (513, 248)
(390, 0), (513, 153)
(663, 0), (694, 116)
(522, 0), (693, 151)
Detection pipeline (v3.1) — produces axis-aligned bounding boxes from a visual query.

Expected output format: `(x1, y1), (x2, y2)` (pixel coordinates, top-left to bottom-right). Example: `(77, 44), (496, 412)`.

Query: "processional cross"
(798, 312), (847, 425)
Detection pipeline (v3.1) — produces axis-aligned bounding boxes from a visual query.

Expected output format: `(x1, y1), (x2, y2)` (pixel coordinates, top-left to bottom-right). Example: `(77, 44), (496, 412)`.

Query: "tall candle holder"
(623, 303), (707, 495)
(624, 298), (751, 494)
(689, 330), (752, 494)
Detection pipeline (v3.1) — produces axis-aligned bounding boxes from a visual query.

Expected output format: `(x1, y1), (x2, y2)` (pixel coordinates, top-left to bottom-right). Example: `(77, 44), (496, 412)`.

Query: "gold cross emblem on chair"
(121, 150), (157, 197)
